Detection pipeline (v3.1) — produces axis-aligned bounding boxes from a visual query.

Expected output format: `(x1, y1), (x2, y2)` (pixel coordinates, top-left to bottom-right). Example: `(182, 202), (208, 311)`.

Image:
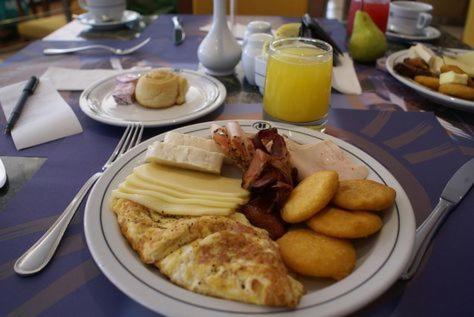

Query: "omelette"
(111, 198), (304, 308)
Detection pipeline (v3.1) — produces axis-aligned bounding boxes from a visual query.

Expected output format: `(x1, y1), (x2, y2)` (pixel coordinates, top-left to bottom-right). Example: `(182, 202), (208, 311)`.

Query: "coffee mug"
(388, 1), (432, 35)
(79, 0), (126, 22)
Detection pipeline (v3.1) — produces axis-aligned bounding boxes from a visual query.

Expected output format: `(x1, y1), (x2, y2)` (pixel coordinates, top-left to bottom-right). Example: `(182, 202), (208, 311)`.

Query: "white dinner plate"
(386, 26), (441, 42)
(80, 68), (227, 127)
(84, 120), (416, 317)
(386, 49), (474, 113)
(77, 10), (141, 31)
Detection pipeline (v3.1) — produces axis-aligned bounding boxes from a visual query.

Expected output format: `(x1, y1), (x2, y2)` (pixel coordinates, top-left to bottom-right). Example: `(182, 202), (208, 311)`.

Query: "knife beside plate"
(0, 158), (7, 188)
(402, 158), (474, 279)
(172, 16), (185, 46)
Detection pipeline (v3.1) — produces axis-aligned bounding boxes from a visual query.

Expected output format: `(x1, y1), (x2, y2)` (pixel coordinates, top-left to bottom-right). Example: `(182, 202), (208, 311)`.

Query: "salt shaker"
(243, 21), (272, 46)
(242, 33), (273, 85)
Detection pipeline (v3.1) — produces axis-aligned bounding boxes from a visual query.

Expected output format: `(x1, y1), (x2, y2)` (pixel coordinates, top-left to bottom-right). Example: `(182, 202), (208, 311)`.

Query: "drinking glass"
(347, 0), (390, 34)
(263, 37), (333, 130)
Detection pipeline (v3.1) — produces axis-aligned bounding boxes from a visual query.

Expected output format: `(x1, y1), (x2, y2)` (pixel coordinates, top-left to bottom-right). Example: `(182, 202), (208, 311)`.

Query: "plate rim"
(84, 120), (416, 316)
(79, 68), (227, 127)
(77, 10), (140, 27)
(386, 49), (474, 112)
(386, 26), (441, 41)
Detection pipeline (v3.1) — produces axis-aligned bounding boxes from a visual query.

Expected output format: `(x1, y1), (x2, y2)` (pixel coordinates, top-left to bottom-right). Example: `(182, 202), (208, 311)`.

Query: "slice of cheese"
(443, 53), (474, 77)
(146, 141), (224, 174)
(429, 56), (444, 74)
(413, 43), (436, 64)
(125, 174), (244, 203)
(134, 163), (248, 197)
(111, 191), (234, 216)
(164, 132), (223, 154)
(440, 71), (468, 85)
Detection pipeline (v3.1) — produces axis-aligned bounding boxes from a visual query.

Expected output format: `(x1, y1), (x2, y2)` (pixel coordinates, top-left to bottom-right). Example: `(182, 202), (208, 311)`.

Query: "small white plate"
(386, 26), (441, 42)
(80, 68), (227, 127)
(77, 10), (141, 31)
(386, 49), (474, 113)
(84, 120), (416, 317)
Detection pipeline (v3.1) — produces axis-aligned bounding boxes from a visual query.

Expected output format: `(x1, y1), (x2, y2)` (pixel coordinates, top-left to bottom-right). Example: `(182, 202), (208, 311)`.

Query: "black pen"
(4, 76), (39, 135)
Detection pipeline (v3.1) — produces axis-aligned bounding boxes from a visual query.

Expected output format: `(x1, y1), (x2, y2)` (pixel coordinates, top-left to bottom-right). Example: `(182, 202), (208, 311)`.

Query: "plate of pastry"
(386, 44), (474, 112)
(79, 68), (227, 127)
(84, 120), (416, 317)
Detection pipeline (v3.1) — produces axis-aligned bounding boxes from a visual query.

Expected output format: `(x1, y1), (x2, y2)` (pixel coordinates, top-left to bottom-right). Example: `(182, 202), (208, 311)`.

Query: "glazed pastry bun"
(135, 69), (188, 108)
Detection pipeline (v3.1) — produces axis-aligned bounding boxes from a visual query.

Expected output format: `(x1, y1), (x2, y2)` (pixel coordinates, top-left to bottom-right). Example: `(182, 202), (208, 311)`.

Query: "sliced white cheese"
(146, 141), (224, 174)
(443, 54), (474, 77)
(111, 191), (234, 216)
(429, 56), (444, 74)
(407, 45), (419, 59)
(134, 163), (249, 198)
(439, 71), (468, 85)
(413, 43), (436, 64)
(164, 132), (223, 154)
(124, 174), (244, 203)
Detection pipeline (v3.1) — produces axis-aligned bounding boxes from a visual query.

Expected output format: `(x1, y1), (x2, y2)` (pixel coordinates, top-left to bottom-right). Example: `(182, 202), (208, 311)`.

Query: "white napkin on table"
(0, 78), (83, 150)
(199, 22), (247, 39)
(42, 67), (122, 91)
(332, 53), (362, 95)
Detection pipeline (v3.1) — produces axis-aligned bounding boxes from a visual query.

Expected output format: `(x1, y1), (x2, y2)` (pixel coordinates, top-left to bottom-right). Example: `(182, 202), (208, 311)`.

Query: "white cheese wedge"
(145, 141), (224, 174)
(439, 71), (468, 85)
(164, 132), (223, 154)
(443, 53), (474, 77)
(413, 43), (436, 64)
(407, 45), (419, 59)
(429, 56), (444, 74)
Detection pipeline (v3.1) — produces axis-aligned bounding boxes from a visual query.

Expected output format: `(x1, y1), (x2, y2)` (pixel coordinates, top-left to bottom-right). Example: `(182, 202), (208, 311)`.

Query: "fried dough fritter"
(111, 198), (304, 308)
(394, 60), (433, 79)
(281, 170), (339, 223)
(306, 206), (383, 239)
(440, 64), (467, 75)
(414, 75), (440, 91)
(332, 179), (396, 211)
(439, 84), (474, 101)
(277, 229), (356, 280)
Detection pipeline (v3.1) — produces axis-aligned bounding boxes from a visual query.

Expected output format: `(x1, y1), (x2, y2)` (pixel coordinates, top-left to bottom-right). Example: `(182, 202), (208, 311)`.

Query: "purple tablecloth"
(0, 15), (473, 316)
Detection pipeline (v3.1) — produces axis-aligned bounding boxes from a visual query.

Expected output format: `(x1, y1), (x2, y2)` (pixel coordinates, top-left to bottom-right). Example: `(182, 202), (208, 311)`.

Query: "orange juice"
(264, 39), (333, 124)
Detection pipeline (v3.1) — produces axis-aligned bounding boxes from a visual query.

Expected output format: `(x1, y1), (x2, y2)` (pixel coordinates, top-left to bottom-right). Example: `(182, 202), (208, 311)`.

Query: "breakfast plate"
(386, 49), (474, 113)
(386, 26), (441, 42)
(84, 120), (416, 317)
(80, 68), (227, 127)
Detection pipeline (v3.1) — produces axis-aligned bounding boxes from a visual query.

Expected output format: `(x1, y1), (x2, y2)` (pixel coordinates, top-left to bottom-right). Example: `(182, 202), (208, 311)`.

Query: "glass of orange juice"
(263, 37), (333, 130)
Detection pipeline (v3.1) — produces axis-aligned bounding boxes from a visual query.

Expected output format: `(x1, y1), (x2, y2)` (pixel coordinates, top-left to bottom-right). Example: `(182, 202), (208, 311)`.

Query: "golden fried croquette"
(306, 206), (383, 239)
(332, 179), (396, 211)
(440, 64), (467, 75)
(281, 170), (339, 223)
(414, 75), (440, 90)
(439, 84), (474, 101)
(277, 229), (356, 280)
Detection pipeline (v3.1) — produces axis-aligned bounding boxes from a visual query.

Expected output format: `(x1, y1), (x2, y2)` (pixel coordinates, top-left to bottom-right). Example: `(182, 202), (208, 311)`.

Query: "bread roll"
(135, 70), (188, 108)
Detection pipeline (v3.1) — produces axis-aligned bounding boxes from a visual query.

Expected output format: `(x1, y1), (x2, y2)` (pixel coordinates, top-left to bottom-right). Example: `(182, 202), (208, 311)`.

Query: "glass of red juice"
(347, 0), (390, 35)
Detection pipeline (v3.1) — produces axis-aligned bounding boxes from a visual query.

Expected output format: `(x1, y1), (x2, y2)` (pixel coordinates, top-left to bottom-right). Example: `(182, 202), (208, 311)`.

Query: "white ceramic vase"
(197, 0), (242, 76)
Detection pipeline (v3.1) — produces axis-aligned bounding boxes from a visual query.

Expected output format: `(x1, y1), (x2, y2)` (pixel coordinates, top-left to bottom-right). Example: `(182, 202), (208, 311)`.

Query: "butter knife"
(402, 158), (474, 279)
(172, 16), (185, 46)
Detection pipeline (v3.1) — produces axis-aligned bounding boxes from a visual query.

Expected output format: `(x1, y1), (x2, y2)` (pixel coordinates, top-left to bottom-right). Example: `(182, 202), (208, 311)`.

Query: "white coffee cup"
(388, 1), (432, 35)
(79, 0), (126, 22)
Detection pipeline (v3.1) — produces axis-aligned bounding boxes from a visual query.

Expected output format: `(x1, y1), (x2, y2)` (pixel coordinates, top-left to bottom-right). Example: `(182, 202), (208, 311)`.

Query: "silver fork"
(43, 37), (151, 55)
(14, 123), (144, 276)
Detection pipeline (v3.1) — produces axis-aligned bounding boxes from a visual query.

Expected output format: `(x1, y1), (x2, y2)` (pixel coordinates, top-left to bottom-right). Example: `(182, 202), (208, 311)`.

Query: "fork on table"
(14, 123), (144, 276)
(43, 37), (151, 55)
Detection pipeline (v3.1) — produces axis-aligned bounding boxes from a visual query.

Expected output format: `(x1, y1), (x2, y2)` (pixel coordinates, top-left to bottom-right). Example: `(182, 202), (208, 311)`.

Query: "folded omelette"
(111, 198), (304, 308)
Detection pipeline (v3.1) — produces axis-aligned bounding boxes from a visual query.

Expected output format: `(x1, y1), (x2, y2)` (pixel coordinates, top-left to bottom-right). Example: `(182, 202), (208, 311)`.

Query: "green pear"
(349, 10), (387, 63)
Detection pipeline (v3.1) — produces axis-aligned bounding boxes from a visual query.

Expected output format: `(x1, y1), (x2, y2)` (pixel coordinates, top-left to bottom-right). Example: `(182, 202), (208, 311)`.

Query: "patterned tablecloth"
(0, 15), (473, 317)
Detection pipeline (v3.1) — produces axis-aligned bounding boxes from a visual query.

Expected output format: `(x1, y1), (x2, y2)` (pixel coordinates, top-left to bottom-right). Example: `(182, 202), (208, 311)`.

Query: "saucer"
(386, 26), (441, 42)
(77, 10), (141, 31)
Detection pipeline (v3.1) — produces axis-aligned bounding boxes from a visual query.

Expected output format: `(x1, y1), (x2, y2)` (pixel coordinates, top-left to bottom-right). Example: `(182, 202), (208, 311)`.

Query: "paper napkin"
(199, 22), (247, 39)
(0, 78), (83, 150)
(332, 53), (362, 95)
(42, 67), (122, 91)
